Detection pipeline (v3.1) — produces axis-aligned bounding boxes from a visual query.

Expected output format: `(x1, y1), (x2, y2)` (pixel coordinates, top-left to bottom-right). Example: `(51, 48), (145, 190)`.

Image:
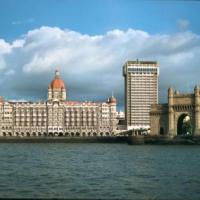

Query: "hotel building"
(0, 70), (118, 137)
(123, 60), (159, 130)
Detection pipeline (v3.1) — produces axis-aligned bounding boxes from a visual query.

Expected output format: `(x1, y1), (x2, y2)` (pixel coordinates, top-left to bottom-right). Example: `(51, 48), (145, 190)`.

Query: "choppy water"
(0, 144), (200, 199)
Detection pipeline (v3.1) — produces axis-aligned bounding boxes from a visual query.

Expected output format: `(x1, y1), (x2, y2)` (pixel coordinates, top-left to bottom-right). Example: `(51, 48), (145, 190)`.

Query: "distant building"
(123, 60), (159, 130)
(116, 111), (126, 131)
(0, 70), (118, 137)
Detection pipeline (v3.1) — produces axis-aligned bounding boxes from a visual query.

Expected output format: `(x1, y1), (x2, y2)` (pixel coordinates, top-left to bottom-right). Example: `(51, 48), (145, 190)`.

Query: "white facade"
(123, 60), (159, 130)
(0, 71), (118, 137)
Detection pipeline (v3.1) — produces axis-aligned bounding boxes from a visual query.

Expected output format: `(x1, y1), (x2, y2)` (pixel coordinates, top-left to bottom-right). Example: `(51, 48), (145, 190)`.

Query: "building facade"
(0, 70), (118, 137)
(123, 60), (159, 130)
(150, 86), (200, 136)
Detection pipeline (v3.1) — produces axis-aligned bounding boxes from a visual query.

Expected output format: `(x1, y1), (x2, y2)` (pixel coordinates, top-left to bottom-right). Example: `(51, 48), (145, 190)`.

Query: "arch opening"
(177, 114), (192, 136)
(105, 132), (110, 136)
(160, 127), (164, 135)
(58, 132), (63, 137)
(48, 132), (53, 137)
(65, 132), (69, 136)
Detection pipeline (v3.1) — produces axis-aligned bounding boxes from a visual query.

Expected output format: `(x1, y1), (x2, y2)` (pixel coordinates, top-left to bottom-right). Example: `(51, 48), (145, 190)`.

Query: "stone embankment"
(0, 136), (127, 143)
(127, 135), (200, 145)
(0, 135), (200, 144)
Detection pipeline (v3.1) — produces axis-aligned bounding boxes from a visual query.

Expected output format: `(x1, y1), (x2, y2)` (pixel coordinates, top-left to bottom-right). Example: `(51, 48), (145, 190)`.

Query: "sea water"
(0, 144), (199, 199)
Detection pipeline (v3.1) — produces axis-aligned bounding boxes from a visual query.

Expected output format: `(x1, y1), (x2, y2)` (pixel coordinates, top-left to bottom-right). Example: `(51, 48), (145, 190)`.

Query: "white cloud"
(177, 19), (190, 30)
(0, 26), (200, 108)
(0, 39), (11, 54)
(12, 18), (35, 26)
(5, 69), (15, 76)
(12, 21), (22, 25)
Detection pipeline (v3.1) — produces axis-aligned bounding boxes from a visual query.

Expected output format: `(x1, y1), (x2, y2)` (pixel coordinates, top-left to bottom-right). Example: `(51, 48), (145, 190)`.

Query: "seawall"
(0, 135), (200, 144)
(0, 136), (128, 143)
(127, 135), (200, 145)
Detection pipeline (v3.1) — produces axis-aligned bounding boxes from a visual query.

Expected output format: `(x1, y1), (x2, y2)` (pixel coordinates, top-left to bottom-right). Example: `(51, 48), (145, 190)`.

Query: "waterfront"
(0, 144), (200, 199)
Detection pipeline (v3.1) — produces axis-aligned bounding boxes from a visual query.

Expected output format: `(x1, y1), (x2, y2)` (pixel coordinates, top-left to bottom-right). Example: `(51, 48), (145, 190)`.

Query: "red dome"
(110, 97), (117, 103)
(49, 70), (66, 89)
(108, 96), (117, 104)
(50, 79), (65, 89)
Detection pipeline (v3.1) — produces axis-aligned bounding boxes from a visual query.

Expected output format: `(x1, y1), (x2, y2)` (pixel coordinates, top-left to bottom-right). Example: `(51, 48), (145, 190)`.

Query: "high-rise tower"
(123, 60), (159, 130)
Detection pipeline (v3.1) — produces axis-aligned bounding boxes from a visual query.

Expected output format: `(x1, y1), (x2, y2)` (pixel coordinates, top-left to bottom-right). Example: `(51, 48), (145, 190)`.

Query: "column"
(168, 88), (175, 136)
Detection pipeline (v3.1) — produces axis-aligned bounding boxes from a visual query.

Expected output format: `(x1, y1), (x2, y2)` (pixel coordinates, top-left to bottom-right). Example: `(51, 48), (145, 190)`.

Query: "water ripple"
(0, 144), (200, 199)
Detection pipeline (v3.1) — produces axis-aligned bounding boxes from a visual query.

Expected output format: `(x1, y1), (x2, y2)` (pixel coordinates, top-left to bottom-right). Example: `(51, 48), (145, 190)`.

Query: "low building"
(116, 111), (126, 132)
(0, 70), (118, 137)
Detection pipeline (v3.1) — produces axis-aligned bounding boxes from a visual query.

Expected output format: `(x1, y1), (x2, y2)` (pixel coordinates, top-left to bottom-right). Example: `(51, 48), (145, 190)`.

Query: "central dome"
(49, 70), (65, 89)
(50, 79), (65, 89)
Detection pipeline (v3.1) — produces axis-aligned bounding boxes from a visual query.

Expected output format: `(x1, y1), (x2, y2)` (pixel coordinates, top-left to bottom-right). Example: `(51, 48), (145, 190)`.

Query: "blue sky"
(0, 0), (200, 110)
(1, 0), (200, 40)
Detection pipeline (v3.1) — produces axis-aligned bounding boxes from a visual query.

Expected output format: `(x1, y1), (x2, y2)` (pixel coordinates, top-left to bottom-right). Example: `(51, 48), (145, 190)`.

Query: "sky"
(0, 0), (200, 110)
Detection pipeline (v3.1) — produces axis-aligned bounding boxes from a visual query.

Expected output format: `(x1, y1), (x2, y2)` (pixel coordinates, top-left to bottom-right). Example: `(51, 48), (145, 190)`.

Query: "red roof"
(64, 101), (98, 106)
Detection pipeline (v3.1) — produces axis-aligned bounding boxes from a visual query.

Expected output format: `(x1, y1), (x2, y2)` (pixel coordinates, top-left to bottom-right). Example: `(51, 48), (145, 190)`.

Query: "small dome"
(109, 96), (117, 104)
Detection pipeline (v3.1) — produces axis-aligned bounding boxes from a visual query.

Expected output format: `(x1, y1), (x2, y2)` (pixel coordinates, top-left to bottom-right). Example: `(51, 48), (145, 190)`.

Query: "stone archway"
(150, 86), (200, 136)
(177, 113), (192, 135)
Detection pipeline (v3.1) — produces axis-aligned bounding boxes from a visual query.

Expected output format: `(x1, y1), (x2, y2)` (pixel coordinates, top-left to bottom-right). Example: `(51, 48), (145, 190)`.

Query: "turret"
(195, 85), (200, 97)
(107, 93), (117, 134)
(174, 90), (180, 95)
(194, 85), (200, 135)
(61, 87), (66, 100)
(168, 87), (174, 106)
(168, 87), (174, 136)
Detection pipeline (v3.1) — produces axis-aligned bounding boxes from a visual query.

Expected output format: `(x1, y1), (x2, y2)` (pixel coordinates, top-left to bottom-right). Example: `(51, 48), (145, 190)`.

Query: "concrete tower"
(123, 60), (159, 130)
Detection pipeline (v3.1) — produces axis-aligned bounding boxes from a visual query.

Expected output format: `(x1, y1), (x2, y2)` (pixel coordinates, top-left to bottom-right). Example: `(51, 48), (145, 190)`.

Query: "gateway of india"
(0, 70), (118, 137)
(150, 86), (200, 136)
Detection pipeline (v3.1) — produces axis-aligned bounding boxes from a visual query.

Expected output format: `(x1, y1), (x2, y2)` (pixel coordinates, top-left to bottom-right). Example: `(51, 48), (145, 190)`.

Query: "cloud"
(0, 26), (200, 110)
(11, 18), (35, 26)
(177, 19), (190, 30)
(12, 21), (22, 25)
